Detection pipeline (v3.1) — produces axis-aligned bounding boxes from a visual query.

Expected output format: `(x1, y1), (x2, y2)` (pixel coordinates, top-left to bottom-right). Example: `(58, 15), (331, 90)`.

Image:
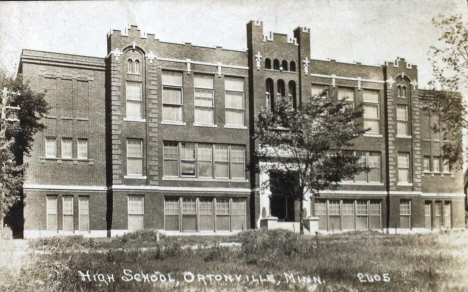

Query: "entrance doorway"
(271, 195), (296, 222)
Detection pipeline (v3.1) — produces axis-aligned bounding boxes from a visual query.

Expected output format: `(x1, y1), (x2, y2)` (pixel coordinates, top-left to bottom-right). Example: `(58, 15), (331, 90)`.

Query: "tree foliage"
(428, 14), (468, 168)
(254, 94), (368, 234)
(0, 70), (49, 218)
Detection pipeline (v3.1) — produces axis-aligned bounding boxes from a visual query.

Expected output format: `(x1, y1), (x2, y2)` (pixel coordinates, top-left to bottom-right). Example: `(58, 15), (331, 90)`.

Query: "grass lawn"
(2, 229), (468, 291)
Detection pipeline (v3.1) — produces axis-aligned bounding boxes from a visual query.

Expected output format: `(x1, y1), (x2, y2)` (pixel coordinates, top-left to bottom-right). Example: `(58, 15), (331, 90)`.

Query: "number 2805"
(357, 273), (390, 283)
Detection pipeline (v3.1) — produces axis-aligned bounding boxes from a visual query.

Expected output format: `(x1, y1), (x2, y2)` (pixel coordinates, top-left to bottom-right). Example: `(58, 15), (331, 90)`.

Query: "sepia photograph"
(0, 0), (468, 291)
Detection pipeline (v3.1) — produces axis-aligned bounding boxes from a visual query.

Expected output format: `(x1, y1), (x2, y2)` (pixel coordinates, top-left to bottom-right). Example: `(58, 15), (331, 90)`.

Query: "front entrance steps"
(260, 216), (319, 234)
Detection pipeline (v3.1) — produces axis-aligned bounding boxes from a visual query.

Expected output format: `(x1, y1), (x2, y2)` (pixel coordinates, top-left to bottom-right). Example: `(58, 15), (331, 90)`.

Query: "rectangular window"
(128, 196), (144, 231)
(216, 198), (230, 231)
(199, 198), (214, 231)
(444, 202), (451, 229)
(225, 77), (244, 126)
(62, 196), (74, 231)
(127, 139), (143, 176)
(423, 156), (430, 172)
(162, 71), (183, 122)
(338, 88), (354, 109)
(342, 200), (354, 230)
(46, 195), (57, 231)
(126, 82), (142, 119)
(425, 201), (432, 229)
(45, 138), (57, 158)
(194, 74), (214, 124)
(215, 145), (229, 178)
(77, 139), (88, 159)
(79, 197), (89, 232)
(182, 198), (197, 231)
(400, 200), (411, 229)
(363, 90), (380, 134)
(442, 158), (450, 173)
(398, 152), (410, 183)
(163, 141), (179, 177)
(61, 138), (72, 159)
(433, 156), (440, 173)
(356, 201), (368, 230)
(369, 201), (381, 229)
(355, 152), (381, 182)
(232, 198), (246, 230)
(164, 198), (180, 231)
(328, 200), (341, 230)
(397, 105), (409, 136)
(180, 143), (196, 176)
(197, 144), (212, 177)
(311, 84), (328, 98)
(230, 145), (245, 179)
(315, 200), (327, 230)
(434, 201), (442, 229)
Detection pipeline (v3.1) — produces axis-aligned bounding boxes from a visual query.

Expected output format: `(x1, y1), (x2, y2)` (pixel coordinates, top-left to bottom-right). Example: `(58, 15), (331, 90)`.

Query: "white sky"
(0, 0), (466, 87)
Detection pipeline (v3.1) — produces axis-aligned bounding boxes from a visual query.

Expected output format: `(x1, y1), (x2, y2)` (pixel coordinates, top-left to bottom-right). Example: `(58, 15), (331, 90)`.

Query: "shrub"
(237, 229), (302, 265)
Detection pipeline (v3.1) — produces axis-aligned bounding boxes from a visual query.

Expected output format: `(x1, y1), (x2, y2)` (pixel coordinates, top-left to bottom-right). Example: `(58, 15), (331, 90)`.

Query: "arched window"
(282, 60), (288, 71)
(127, 59), (133, 73)
(288, 81), (297, 109)
(397, 85), (402, 97)
(277, 80), (285, 99)
(273, 59), (280, 70)
(265, 58), (272, 69)
(266, 78), (274, 110)
(134, 60), (140, 73)
(290, 61), (296, 72)
(402, 86), (407, 98)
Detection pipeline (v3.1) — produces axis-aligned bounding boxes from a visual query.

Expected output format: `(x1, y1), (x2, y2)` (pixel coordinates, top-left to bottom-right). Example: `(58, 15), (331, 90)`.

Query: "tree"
(254, 93), (368, 234)
(428, 14), (468, 169)
(0, 70), (49, 232)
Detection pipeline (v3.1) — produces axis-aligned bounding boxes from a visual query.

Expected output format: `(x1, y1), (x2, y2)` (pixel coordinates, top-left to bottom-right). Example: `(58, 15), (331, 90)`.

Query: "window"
(215, 145), (229, 178)
(180, 142), (196, 176)
(134, 60), (140, 73)
(163, 142), (244, 179)
(126, 82), (142, 119)
(434, 201), (442, 228)
(77, 139), (88, 159)
(46, 195), (57, 231)
(127, 59), (133, 73)
(61, 138), (72, 159)
(163, 141), (178, 177)
(281, 60), (288, 71)
(273, 59), (280, 70)
(162, 71), (183, 122)
(194, 74), (214, 124)
(79, 197), (89, 232)
(442, 158), (450, 173)
(197, 144), (212, 177)
(45, 138), (57, 158)
(444, 202), (451, 228)
(397, 105), (409, 136)
(128, 196), (144, 231)
(277, 80), (285, 99)
(164, 197), (246, 232)
(433, 156), (440, 172)
(225, 77), (244, 126)
(164, 198), (180, 231)
(290, 61), (296, 72)
(423, 156), (430, 172)
(425, 202), (432, 229)
(398, 152), (410, 183)
(265, 58), (271, 69)
(400, 200), (411, 229)
(311, 84), (328, 98)
(397, 85), (401, 97)
(63, 196), (74, 231)
(363, 90), (380, 134)
(338, 88), (354, 109)
(266, 78), (274, 110)
(127, 139), (143, 176)
(316, 199), (382, 231)
(402, 86), (407, 98)
(355, 152), (381, 182)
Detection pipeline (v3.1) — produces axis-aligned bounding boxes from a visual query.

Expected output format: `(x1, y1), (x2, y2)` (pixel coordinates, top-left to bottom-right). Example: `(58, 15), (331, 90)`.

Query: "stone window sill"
(224, 125), (247, 130)
(397, 182), (413, 186)
(363, 133), (382, 138)
(194, 123), (217, 128)
(396, 135), (412, 139)
(124, 118), (146, 122)
(40, 157), (93, 165)
(161, 121), (186, 126)
(340, 181), (384, 186)
(124, 175), (147, 180)
(162, 177), (248, 182)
